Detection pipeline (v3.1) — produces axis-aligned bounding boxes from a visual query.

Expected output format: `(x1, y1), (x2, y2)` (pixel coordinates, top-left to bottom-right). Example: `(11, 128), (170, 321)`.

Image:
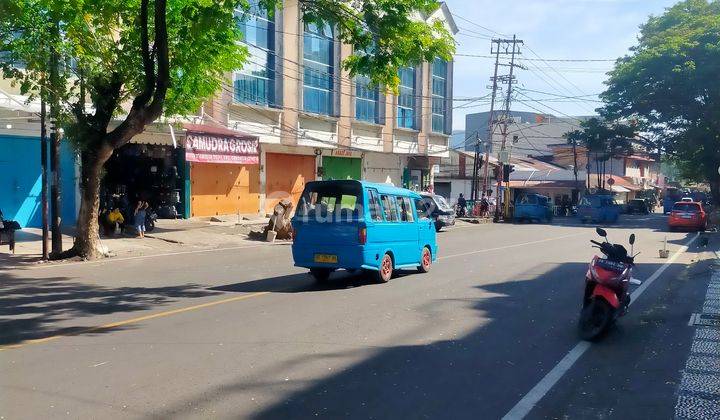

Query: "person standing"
(134, 201), (148, 238)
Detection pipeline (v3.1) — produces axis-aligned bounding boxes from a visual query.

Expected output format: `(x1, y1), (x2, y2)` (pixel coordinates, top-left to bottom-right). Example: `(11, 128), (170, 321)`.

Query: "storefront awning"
(611, 185), (631, 193)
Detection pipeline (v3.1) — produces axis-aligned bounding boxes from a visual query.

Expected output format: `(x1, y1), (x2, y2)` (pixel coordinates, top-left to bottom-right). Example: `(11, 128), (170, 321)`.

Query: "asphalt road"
(0, 214), (713, 419)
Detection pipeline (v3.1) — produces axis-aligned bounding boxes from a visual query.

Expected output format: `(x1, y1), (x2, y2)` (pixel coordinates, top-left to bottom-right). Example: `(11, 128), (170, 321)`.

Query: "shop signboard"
(185, 126), (259, 165)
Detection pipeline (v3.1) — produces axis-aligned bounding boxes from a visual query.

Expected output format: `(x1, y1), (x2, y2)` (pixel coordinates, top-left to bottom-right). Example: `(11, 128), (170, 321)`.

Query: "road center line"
(2, 233), (584, 352)
(20, 243), (271, 270)
(438, 233), (585, 261)
(0, 233), (584, 351)
(0, 292), (270, 352)
(501, 232), (699, 420)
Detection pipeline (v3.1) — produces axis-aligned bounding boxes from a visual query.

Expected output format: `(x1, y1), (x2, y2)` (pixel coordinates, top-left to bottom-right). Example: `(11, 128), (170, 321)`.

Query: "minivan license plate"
(314, 254), (338, 263)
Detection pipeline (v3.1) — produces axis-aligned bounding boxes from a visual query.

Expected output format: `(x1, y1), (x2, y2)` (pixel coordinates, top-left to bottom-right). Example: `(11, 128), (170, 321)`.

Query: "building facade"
(0, 95), (80, 228)
(0, 1), (458, 223)
(201, 0), (458, 216)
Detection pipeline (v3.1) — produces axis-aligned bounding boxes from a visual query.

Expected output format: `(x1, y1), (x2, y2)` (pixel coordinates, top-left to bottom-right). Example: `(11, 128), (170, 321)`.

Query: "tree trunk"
(71, 145), (113, 259)
(710, 175), (720, 208)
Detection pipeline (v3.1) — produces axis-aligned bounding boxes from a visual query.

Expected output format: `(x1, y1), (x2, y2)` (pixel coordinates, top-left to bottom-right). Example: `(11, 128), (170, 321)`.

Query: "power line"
(455, 53), (616, 62)
(450, 12), (508, 38)
(523, 44), (596, 113)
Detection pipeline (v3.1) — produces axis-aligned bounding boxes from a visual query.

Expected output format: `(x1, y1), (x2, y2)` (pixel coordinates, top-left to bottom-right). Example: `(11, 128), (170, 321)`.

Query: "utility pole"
(571, 136), (579, 204)
(470, 131), (479, 201)
(40, 91), (49, 260)
(49, 26), (62, 256)
(480, 41), (503, 202)
(494, 35), (523, 222)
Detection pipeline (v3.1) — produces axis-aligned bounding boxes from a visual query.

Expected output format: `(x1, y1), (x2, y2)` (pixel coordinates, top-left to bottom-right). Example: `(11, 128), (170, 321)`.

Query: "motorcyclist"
(457, 193), (466, 217)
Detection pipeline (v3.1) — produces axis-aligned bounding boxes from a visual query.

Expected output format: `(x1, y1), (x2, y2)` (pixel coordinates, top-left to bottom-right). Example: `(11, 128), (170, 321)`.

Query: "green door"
(322, 156), (362, 180)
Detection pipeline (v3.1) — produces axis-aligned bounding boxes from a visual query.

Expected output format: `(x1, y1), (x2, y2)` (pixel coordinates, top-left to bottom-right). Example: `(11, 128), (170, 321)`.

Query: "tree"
(601, 0), (720, 204)
(1, 0), (455, 259)
(564, 117), (636, 190)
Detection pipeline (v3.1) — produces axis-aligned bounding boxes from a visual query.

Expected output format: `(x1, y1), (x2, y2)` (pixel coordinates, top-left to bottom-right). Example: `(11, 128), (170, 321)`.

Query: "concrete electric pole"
(490, 36), (524, 222)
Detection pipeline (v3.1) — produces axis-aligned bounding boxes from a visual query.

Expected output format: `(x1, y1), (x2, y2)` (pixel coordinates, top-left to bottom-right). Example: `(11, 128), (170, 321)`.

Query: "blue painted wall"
(0, 135), (78, 228)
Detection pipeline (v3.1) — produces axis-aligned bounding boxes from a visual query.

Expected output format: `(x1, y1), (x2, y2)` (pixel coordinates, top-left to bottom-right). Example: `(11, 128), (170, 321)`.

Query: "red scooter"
(578, 228), (641, 341)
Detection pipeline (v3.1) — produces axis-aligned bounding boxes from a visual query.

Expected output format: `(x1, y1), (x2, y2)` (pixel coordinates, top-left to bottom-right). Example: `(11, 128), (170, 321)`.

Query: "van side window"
(381, 195), (399, 221)
(399, 197), (414, 222)
(367, 189), (382, 222)
(414, 198), (429, 219)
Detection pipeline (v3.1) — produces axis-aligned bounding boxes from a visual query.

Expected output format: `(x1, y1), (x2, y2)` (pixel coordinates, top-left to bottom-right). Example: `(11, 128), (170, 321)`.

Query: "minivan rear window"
(673, 203), (700, 212)
(296, 183), (363, 221)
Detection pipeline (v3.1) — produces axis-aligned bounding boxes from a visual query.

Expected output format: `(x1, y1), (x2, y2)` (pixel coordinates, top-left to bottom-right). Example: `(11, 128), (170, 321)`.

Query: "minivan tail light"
(358, 227), (367, 245)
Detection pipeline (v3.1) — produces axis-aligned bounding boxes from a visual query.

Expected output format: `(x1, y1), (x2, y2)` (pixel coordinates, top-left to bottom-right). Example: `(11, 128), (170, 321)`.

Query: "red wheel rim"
(381, 256), (392, 277)
(422, 249), (431, 267)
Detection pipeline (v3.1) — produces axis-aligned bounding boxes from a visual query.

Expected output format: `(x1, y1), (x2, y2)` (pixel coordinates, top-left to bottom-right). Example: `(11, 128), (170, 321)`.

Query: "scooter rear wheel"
(578, 298), (613, 341)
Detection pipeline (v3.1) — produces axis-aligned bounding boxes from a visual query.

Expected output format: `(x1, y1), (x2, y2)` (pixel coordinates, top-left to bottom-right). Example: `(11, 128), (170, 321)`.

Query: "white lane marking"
(438, 233), (585, 261)
(91, 361), (108, 368)
(688, 313), (698, 327)
(501, 232), (699, 420)
(23, 243), (269, 270)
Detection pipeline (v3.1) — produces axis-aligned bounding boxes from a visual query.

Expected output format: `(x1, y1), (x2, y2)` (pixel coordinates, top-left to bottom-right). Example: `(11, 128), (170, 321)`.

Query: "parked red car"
(668, 202), (707, 231)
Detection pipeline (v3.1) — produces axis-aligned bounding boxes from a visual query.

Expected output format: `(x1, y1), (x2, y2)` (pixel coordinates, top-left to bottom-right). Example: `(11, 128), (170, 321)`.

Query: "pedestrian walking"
(480, 193), (489, 217)
(134, 200), (148, 238)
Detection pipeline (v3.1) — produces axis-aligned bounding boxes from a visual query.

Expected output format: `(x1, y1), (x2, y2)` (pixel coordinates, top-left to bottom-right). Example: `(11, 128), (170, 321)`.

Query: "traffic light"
(502, 164), (514, 182)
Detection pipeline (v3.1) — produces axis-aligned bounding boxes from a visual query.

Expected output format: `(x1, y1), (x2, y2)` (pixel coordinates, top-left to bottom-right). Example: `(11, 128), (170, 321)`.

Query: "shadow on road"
(148, 254), (695, 420)
(0, 273), (221, 346)
(210, 268), (425, 294)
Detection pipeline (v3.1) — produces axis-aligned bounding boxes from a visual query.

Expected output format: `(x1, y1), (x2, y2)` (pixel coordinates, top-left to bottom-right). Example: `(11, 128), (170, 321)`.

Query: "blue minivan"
(291, 180), (438, 283)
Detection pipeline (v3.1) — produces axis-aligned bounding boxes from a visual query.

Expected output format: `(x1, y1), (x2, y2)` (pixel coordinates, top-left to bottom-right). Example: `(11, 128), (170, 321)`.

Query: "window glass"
(431, 58), (447, 133)
(414, 198), (429, 219)
(381, 195), (399, 221)
(520, 195), (538, 205)
(368, 189), (382, 222)
(303, 21), (334, 115)
(355, 75), (379, 123)
(296, 182), (362, 220)
(235, 1), (276, 106)
(673, 203), (701, 212)
(400, 197), (415, 222)
(340, 194), (356, 210)
(397, 66), (416, 129)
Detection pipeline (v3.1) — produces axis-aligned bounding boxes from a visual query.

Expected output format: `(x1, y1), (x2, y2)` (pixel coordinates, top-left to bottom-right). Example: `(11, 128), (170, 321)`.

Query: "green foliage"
(1, 0), (455, 149)
(564, 117), (636, 159)
(1, 0), (248, 145)
(295, 0), (456, 91)
(601, 0), (720, 189)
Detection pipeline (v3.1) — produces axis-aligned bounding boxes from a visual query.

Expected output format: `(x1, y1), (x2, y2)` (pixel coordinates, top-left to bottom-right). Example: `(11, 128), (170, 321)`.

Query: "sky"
(446, 0), (678, 131)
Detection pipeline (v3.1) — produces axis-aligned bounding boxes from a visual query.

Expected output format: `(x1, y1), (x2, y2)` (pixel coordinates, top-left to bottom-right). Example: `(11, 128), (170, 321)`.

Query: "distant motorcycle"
(145, 207), (158, 232)
(578, 228), (641, 341)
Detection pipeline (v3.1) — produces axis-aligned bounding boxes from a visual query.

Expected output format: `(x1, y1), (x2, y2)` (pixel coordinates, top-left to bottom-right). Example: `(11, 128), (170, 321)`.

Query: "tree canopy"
(0, 0), (456, 258)
(564, 117), (637, 190)
(601, 0), (720, 199)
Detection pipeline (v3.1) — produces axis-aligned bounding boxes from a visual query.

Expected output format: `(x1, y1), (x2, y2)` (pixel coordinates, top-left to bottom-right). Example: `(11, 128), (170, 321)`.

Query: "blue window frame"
(397, 67), (416, 129)
(303, 22), (334, 115)
(431, 58), (448, 133)
(235, 2), (276, 106)
(355, 75), (379, 124)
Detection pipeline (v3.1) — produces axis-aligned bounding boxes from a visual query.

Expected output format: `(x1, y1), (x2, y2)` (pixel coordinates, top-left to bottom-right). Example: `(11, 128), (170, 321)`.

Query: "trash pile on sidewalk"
(248, 200), (294, 242)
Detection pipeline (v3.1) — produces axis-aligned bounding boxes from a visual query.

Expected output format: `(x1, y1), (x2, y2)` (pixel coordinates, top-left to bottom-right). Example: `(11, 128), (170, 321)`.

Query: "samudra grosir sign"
(185, 127), (259, 165)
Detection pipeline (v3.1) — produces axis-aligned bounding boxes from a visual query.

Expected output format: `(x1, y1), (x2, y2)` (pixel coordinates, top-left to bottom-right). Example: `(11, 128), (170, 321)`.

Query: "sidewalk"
(0, 216), (271, 268)
(675, 248), (720, 420)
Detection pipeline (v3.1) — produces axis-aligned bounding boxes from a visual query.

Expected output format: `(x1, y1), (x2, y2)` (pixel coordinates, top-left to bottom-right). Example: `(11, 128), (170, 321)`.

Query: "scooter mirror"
(629, 234), (636, 245)
(596, 227), (607, 237)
